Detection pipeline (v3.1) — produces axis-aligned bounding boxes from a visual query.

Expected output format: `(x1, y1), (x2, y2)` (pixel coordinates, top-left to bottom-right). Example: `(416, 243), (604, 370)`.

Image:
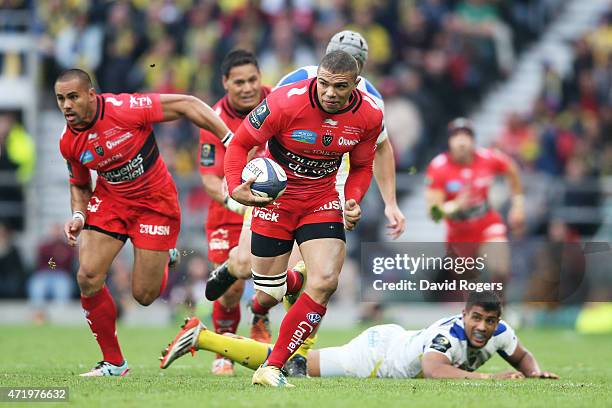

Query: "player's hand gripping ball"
(241, 158), (287, 200)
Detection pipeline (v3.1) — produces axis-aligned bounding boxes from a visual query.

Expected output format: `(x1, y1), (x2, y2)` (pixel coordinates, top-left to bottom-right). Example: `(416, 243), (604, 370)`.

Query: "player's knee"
(309, 272), (339, 297)
(76, 266), (104, 295)
(229, 249), (251, 279)
(133, 287), (159, 306)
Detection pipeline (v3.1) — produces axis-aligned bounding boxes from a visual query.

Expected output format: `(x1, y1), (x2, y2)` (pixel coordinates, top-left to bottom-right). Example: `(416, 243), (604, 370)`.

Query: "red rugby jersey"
(59, 93), (171, 198)
(199, 87), (271, 230)
(225, 78), (383, 203)
(426, 147), (512, 207)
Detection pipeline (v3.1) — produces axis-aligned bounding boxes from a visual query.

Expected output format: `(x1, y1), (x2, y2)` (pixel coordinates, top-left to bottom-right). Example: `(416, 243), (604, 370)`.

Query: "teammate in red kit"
(55, 69), (232, 376)
(225, 50), (382, 387)
(425, 118), (525, 282)
(198, 50), (271, 375)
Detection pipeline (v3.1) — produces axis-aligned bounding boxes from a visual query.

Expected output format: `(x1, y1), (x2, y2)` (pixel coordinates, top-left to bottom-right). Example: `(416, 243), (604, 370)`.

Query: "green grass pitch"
(1, 323), (611, 407)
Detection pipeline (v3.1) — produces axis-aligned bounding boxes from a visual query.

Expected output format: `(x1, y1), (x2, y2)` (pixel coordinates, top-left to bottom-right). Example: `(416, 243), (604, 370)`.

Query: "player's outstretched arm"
(425, 188), (447, 222)
(159, 94), (233, 145)
(64, 183), (93, 246)
(373, 138), (405, 239)
(502, 341), (559, 379)
(422, 352), (526, 379)
(504, 160), (526, 230)
(422, 352), (491, 379)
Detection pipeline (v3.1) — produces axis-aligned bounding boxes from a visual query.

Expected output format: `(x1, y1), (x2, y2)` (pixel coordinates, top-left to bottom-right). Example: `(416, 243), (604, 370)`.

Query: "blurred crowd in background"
(26, 0), (563, 174)
(0, 0), (610, 326)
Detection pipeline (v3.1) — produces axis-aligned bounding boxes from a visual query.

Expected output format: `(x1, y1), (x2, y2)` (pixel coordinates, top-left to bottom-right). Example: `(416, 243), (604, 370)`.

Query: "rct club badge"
(322, 134), (333, 146)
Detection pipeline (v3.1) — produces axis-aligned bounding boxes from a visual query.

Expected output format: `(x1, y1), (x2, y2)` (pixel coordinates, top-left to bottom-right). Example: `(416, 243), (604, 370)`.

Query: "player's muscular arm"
(159, 94), (232, 144)
(505, 160), (526, 229)
(426, 187), (471, 222)
(200, 174), (225, 205)
(426, 188), (448, 222)
(70, 183), (93, 213)
(344, 135), (377, 230)
(422, 352), (490, 379)
(373, 138), (405, 239)
(200, 174), (246, 215)
(503, 341), (559, 379)
(422, 352), (525, 379)
(64, 183), (93, 246)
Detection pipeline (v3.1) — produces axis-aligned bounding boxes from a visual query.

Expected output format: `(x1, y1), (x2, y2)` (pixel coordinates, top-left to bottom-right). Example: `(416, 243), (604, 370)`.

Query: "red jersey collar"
(308, 78), (362, 115)
(222, 86), (271, 119)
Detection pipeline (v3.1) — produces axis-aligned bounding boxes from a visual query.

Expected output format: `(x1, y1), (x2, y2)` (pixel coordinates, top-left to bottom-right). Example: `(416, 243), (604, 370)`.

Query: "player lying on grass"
(160, 290), (558, 380)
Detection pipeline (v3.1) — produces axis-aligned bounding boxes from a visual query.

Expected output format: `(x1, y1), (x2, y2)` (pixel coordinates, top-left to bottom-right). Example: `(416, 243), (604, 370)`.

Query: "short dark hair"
(55, 68), (93, 88)
(448, 117), (475, 138)
(221, 49), (259, 77)
(319, 50), (359, 80)
(465, 290), (502, 316)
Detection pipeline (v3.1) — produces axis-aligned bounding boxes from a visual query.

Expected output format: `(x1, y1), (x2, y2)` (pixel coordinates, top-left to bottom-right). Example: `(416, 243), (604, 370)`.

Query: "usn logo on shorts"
(139, 224), (170, 236)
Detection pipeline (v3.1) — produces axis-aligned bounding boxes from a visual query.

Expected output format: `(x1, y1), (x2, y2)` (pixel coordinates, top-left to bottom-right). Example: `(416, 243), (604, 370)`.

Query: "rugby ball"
(241, 157), (287, 199)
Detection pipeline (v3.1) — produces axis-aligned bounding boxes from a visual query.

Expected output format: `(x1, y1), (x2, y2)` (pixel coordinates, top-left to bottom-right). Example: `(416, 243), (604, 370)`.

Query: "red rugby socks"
(212, 300), (241, 334)
(80, 286), (124, 366)
(266, 292), (326, 368)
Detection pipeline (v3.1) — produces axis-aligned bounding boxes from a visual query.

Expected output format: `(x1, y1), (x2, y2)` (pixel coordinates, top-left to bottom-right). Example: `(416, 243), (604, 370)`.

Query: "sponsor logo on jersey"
(80, 150), (94, 164)
(200, 143), (215, 167)
(106, 97), (124, 106)
(99, 153), (144, 183)
(209, 239), (230, 251)
(338, 136), (358, 146)
(306, 312), (322, 324)
(103, 127), (121, 137)
(210, 228), (229, 238)
(291, 130), (317, 144)
(130, 95), (153, 108)
(248, 100), (270, 130)
(342, 125), (365, 136)
(269, 139), (341, 179)
(95, 145), (105, 156)
(87, 196), (102, 213)
(473, 176), (493, 188)
(323, 118), (338, 126)
(209, 229), (231, 250)
(87, 133), (98, 140)
(252, 207), (279, 222)
(306, 149), (337, 156)
(106, 132), (134, 149)
(429, 334), (452, 353)
(322, 134), (333, 146)
(287, 86), (308, 97)
(446, 180), (463, 193)
(97, 153), (123, 169)
(287, 321), (313, 353)
(460, 168), (473, 178)
(139, 224), (171, 236)
(314, 200), (342, 212)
